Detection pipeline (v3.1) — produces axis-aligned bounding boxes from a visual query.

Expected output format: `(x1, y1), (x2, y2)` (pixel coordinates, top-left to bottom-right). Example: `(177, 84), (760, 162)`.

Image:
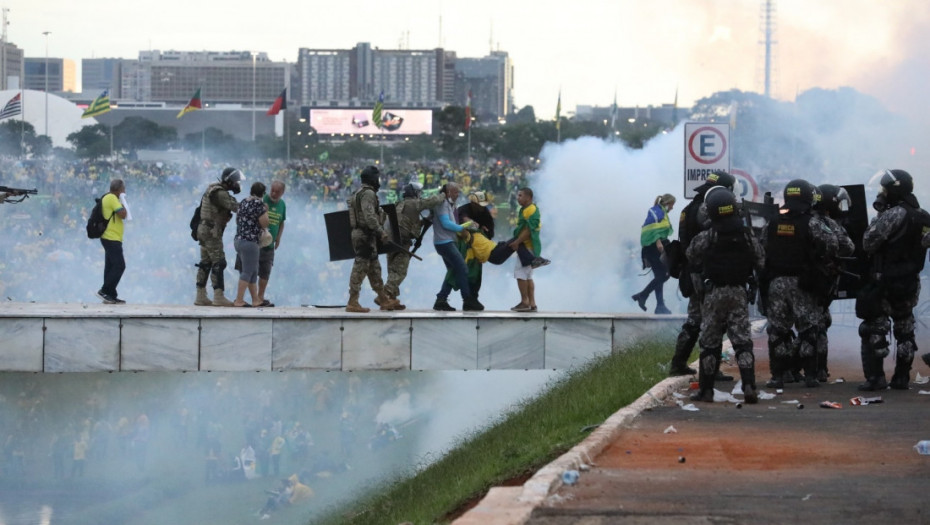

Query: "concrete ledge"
(0, 303), (683, 372)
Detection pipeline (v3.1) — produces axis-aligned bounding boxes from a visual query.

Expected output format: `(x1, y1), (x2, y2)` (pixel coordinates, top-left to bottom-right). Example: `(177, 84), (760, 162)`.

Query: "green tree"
(113, 116), (178, 155)
(66, 124), (110, 159)
(509, 105), (536, 125)
(0, 120), (36, 157)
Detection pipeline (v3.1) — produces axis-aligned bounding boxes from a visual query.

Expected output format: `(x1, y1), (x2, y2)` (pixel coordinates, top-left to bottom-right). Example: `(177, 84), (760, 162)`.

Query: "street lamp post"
(251, 52), (256, 142)
(43, 30), (50, 138)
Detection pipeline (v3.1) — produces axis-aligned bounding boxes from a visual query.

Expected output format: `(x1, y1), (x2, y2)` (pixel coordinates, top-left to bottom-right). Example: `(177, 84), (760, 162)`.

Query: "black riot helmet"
(705, 187), (742, 232)
(782, 179), (815, 212)
(220, 167), (244, 195)
(402, 182), (423, 199)
(879, 169), (913, 201)
(816, 184), (851, 218)
(696, 171), (736, 196)
(360, 166), (381, 190)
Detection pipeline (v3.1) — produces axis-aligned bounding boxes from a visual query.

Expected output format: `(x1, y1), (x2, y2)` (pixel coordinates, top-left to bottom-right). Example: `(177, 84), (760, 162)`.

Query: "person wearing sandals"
(257, 180), (287, 307)
(509, 187), (549, 313)
(233, 182), (270, 307)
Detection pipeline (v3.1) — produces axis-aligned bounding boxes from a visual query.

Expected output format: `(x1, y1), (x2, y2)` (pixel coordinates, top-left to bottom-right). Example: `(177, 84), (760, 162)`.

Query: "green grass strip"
(314, 339), (672, 525)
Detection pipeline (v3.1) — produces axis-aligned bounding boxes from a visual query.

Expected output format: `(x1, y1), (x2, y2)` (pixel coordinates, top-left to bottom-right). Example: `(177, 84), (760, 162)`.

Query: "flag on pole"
(267, 88), (287, 116)
(555, 90), (562, 131)
(464, 90), (472, 131)
(372, 91), (384, 128)
(0, 93), (22, 120)
(177, 87), (203, 119)
(81, 90), (111, 119)
(609, 90), (618, 131)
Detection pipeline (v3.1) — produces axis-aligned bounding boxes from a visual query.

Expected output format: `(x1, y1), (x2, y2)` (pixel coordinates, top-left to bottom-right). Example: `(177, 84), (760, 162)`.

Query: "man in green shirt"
(259, 180), (287, 307)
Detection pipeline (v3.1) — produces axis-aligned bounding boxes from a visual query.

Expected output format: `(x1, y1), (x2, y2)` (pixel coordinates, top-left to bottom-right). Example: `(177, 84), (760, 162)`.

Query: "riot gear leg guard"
(669, 322), (700, 376)
(690, 346), (719, 403)
(890, 339), (916, 390)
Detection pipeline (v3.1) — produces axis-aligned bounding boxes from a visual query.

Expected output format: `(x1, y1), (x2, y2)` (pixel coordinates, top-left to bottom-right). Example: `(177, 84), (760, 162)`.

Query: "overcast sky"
(6, 0), (930, 118)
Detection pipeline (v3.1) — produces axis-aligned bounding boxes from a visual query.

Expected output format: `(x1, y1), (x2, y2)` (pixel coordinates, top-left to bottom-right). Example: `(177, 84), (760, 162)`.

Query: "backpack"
(190, 204), (202, 241)
(86, 194), (111, 239)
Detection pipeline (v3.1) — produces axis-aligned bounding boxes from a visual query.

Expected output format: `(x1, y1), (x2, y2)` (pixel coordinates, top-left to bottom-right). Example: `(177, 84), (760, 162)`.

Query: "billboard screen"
(309, 108), (433, 136)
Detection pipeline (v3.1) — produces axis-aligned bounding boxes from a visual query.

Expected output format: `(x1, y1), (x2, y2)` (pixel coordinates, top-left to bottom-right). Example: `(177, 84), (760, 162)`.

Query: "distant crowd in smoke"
(0, 157), (534, 308)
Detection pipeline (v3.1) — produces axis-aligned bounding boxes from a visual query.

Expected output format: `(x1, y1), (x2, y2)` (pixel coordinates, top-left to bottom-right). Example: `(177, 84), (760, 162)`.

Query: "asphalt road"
(528, 316), (930, 525)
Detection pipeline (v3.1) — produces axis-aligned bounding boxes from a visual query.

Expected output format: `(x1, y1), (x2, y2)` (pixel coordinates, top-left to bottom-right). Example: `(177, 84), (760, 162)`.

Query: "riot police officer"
(195, 167), (242, 307)
(669, 171), (736, 378)
(857, 169), (930, 390)
(686, 188), (765, 403)
(762, 179), (839, 388)
(383, 183), (443, 309)
(346, 166), (399, 313)
(812, 184), (856, 381)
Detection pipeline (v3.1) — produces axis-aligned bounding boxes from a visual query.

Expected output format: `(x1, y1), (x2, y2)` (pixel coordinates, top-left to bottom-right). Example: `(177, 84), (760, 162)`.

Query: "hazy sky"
(6, 0), (930, 116)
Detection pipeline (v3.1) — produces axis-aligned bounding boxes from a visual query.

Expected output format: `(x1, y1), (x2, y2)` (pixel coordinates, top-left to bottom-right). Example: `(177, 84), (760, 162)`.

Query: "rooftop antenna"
(759, 0), (778, 98)
(1, 7), (8, 91)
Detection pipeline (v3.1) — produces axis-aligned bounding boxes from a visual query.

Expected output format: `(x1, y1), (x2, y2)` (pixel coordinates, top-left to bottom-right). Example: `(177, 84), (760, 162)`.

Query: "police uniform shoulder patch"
(776, 224), (795, 236)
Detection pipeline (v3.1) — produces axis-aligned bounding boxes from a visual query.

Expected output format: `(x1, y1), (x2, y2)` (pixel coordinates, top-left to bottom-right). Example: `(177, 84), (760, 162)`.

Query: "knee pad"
(212, 260), (227, 272)
(797, 328), (818, 358)
(681, 321), (700, 338)
(859, 319), (889, 338)
(768, 329), (793, 359)
(896, 338), (917, 361)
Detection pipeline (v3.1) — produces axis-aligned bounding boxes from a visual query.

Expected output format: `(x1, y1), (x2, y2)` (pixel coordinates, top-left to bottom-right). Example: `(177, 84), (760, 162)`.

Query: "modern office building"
(297, 43), (456, 109)
(23, 57), (76, 92)
(117, 50), (290, 107)
(82, 57), (122, 96)
(0, 41), (22, 90)
(455, 51), (513, 122)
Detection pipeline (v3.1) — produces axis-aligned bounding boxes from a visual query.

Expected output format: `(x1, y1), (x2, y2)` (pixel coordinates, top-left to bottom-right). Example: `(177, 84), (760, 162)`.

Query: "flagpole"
(285, 113), (290, 162)
(109, 124), (113, 158)
(467, 126), (471, 162)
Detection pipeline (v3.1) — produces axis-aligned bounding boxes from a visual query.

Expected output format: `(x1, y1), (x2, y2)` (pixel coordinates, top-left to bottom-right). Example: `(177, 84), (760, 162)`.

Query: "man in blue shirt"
(432, 183), (483, 311)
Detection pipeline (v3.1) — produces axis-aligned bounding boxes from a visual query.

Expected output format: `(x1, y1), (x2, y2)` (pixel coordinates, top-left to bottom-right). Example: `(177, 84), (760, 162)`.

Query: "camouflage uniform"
(813, 214), (856, 380)
(347, 184), (388, 297)
(762, 214), (838, 387)
(384, 193), (443, 300)
(687, 227), (765, 398)
(196, 183), (239, 292)
(670, 198), (710, 374)
(858, 202), (930, 389)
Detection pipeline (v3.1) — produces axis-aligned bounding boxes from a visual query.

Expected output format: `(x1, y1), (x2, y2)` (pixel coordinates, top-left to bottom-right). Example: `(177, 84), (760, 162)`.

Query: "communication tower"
(758, 0), (778, 98)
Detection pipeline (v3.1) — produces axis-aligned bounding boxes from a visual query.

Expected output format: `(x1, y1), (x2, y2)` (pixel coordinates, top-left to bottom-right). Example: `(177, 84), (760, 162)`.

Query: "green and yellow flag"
(555, 90), (562, 131)
(372, 91), (384, 128)
(81, 90), (111, 119)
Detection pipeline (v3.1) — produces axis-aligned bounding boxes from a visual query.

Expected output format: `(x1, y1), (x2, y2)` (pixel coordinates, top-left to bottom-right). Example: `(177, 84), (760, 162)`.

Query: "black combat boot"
(889, 355), (913, 390)
(433, 297), (455, 311)
(690, 348), (717, 403)
(858, 354), (888, 391)
(669, 326), (699, 376)
(462, 296), (485, 311)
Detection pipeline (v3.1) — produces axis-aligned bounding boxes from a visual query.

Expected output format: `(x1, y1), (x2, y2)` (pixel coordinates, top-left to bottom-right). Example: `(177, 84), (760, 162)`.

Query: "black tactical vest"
(882, 201), (930, 278)
(678, 197), (703, 249)
(703, 229), (755, 285)
(765, 212), (812, 277)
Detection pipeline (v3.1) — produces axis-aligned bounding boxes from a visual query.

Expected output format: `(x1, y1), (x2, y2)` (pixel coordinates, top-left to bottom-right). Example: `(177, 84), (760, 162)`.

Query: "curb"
(453, 319), (767, 525)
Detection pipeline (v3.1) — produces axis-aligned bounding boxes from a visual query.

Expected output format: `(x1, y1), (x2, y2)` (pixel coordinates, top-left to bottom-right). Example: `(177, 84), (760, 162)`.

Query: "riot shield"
(835, 184), (868, 299)
(324, 204), (400, 261)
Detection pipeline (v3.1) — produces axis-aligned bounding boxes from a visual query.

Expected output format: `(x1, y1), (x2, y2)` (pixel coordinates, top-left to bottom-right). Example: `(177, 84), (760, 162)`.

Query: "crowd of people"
(0, 364), (429, 521)
(0, 157), (536, 308)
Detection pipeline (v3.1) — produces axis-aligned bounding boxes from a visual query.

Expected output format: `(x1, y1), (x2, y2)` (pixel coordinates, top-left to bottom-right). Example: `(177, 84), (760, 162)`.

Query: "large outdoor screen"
(309, 108), (433, 136)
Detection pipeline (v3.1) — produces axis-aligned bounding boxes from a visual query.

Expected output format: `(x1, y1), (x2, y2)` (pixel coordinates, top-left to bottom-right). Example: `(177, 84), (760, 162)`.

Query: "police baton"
(387, 240), (423, 261)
